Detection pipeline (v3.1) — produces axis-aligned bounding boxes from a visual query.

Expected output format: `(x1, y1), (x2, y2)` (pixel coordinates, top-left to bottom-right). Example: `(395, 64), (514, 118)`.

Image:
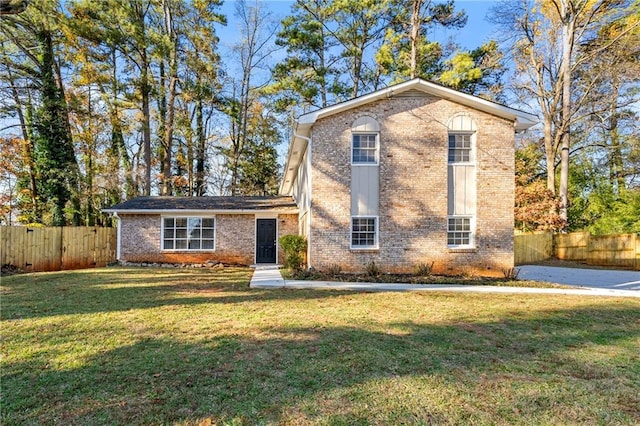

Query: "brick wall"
(119, 213), (298, 265)
(309, 95), (515, 277)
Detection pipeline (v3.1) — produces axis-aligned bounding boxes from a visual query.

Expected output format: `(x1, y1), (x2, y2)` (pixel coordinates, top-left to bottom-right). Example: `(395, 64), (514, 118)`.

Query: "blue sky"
(217, 0), (499, 55)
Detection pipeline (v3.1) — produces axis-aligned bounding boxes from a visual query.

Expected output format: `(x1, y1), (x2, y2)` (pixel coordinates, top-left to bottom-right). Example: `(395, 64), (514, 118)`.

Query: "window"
(351, 217), (377, 248)
(447, 217), (471, 246)
(448, 134), (472, 163)
(448, 115), (476, 248)
(352, 134), (378, 164)
(162, 217), (215, 250)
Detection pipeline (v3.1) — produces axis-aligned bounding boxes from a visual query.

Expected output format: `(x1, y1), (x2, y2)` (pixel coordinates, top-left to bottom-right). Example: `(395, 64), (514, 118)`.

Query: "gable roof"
(103, 196), (298, 214)
(280, 78), (538, 195)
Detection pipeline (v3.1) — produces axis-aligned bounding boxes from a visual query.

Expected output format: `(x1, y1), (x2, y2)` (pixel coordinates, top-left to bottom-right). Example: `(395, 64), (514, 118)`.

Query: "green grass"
(1, 267), (639, 425)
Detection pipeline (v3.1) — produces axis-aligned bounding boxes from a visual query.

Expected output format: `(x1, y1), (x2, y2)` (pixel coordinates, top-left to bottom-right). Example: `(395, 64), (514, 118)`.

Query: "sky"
(212, 0), (503, 162)
(217, 0), (500, 59)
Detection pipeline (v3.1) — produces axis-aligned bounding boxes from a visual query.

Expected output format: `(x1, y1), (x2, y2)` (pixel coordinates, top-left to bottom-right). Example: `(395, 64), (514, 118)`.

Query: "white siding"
(351, 166), (379, 216)
(293, 148), (311, 238)
(448, 113), (477, 132)
(293, 149), (310, 211)
(352, 116), (380, 132)
(447, 165), (476, 215)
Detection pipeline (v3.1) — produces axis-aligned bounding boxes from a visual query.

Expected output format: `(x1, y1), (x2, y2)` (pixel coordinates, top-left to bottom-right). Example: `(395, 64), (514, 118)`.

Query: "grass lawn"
(1, 267), (639, 425)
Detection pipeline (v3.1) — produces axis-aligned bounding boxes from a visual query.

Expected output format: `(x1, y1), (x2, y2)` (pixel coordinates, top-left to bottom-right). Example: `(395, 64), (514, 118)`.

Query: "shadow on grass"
(3, 302), (640, 424)
(1, 267), (367, 320)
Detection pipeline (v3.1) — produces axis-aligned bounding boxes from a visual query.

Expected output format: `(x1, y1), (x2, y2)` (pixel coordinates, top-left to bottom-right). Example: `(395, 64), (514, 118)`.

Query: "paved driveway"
(518, 265), (640, 290)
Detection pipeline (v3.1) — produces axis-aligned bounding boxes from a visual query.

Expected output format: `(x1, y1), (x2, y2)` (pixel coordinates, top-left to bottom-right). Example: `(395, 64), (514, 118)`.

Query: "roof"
(279, 78), (539, 195)
(103, 196), (298, 214)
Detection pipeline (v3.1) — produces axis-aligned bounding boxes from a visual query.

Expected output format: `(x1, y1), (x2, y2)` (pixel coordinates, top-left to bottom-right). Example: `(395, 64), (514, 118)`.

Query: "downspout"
(293, 130), (312, 269)
(113, 212), (121, 262)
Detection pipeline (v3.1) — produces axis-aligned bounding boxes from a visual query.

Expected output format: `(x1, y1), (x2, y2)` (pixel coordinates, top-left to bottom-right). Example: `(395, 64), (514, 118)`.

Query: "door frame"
(254, 215), (278, 264)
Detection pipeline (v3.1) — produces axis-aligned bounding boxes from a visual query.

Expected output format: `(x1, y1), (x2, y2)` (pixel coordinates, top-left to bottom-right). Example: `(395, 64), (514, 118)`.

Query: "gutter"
(101, 208), (299, 215)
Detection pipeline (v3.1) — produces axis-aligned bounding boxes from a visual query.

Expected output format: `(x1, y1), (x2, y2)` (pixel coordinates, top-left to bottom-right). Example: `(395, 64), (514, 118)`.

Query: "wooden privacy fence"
(1, 226), (116, 272)
(514, 232), (553, 264)
(515, 231), (640, 270)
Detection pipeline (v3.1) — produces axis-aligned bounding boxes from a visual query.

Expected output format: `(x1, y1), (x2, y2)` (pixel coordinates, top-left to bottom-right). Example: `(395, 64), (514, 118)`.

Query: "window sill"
(161, 249), (217, 252)
(350, 247), (379, 252)
(447, 247), (477, 253)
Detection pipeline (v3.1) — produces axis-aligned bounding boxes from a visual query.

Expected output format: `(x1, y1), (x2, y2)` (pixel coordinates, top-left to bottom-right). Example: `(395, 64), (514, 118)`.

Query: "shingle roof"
(103, 196), (298, 213)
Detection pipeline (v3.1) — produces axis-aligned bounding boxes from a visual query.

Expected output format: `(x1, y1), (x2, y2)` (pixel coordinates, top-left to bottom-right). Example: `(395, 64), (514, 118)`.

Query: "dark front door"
(256, 219), (277, 263)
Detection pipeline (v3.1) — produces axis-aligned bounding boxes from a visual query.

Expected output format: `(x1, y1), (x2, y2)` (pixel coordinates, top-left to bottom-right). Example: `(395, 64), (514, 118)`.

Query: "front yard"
(1, 267), (639, 424)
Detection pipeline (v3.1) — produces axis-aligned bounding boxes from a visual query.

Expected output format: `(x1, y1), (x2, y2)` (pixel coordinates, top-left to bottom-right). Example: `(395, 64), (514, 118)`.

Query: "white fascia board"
(102, 209), (298, 215)
(297, 78), (538, 130)
(279, 124), (311, 195)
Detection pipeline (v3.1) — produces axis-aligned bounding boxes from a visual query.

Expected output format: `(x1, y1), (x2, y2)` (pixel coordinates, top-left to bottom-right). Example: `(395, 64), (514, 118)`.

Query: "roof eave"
(102, 208), (299, 215)
(295, 78), (539, 130)
(279, 123), (311, 195)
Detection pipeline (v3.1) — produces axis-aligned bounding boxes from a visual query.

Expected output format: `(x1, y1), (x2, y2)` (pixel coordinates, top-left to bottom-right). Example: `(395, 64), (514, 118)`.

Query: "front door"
(256, 219), (277, 263)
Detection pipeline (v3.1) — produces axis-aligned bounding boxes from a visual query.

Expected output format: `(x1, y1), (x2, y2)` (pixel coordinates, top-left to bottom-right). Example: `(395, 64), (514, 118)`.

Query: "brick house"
(280, 78), (536, 276)
(105, 78), (536, 275)
(103, 197), (298, 265)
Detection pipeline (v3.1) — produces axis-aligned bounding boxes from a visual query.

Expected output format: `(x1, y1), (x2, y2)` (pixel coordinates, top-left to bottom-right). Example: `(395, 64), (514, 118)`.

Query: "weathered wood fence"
(515, 231), (640, 270)
(1, 226), (116, 272)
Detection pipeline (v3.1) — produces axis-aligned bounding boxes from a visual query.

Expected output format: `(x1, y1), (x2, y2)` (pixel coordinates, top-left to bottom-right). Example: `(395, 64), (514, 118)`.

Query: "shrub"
(502, 267), (520, 279)
(326, 264), (342, 275)
(414, 262), (434, 276)
(279, 234), (307, 271)
(365, 261), (381, 277)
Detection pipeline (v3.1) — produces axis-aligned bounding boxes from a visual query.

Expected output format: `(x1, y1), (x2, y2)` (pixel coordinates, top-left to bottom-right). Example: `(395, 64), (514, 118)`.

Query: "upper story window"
(162, 217), (215, 251)
(351, 116), (380, 165)
(352, 134), (377, 163)
(448, 134), (472, 163)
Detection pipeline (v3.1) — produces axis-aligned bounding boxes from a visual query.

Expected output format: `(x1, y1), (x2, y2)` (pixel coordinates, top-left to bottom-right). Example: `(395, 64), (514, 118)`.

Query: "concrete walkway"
(250, 266), (640, 298)
(249, 265), (284, 287)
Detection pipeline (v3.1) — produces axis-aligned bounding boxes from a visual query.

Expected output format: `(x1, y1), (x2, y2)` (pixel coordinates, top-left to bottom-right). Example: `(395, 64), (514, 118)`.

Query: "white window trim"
(350, 215), (379, 250)
(447, 131), (476, 166)
(351, 132), (380, 166)
(160, 215), (216, 252)
(447, 215), (475, 249)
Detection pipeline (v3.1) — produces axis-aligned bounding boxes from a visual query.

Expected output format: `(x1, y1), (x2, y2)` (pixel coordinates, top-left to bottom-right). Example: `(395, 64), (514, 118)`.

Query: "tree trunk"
(141, 54), (152, 196)
(609, 74), (624, 192)
(543, 118), (556, 195)
(409, 0), (421, 79)
(6, 65), (40, 221)
(558, 3), (575, 229)
(195, 97), (206, 196)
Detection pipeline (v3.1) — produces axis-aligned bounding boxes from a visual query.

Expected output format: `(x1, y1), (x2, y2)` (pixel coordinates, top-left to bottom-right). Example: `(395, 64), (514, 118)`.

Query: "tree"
(439, 41), (506, 100)
(376, 0), (466, 81)
(492, 0), (638, 228)
(236, 101), (281, 195)
(70, 0), (156, 195)
(269, 0), (345, 111)
(221, 0), (279, 195)
(0, 41), (40, 222)
(330, 0), (390, 97)
(1, 0), (80, 225)
(514, 141), (563, 231)
(179, 0), (225, 196)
